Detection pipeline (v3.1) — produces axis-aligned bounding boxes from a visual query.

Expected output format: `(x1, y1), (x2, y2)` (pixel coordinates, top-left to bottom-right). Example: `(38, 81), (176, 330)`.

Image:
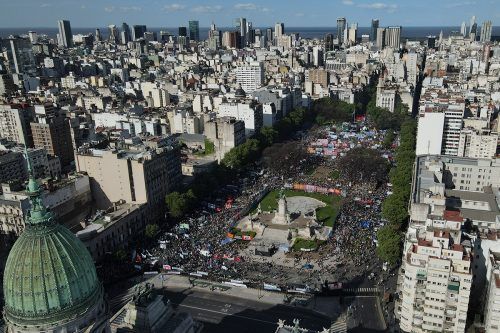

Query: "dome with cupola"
(2, 152), (107, 332)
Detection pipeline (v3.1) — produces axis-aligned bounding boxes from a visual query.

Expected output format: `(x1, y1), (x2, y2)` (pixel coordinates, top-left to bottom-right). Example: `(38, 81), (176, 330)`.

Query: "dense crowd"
(146, 122), (394, 290)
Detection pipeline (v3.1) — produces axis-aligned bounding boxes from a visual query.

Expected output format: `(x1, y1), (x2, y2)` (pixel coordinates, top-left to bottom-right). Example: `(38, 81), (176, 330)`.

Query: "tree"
(376, 225), (402, 265)
(337, 147), (389, 183)
(145, 224), (159, 238)
(382, 193), (408, 227)
(259, 126), (279, 147)
(114, 249), (128, 262)
(165, 191), (193, 218)
(383, 131), (396, 149)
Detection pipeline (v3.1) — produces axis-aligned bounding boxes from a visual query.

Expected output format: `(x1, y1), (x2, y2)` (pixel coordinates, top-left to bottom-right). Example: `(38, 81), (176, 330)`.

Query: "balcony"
(448, 281), (460, 292)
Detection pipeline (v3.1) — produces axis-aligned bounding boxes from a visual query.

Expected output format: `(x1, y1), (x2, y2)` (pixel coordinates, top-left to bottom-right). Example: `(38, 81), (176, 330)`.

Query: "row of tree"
(376, 119), (417, 265)
(221, 106), (311, 170)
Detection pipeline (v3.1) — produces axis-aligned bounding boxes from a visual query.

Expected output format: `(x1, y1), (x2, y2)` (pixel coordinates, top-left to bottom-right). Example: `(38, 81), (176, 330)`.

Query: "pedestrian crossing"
(329, 319), (347, 333)
(343, 287), (380, 293)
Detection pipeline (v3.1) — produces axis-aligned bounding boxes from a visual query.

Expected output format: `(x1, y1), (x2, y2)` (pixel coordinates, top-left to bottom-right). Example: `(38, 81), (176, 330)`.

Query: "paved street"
(345, 296), (386, 332)
(162, 287), (333, 333)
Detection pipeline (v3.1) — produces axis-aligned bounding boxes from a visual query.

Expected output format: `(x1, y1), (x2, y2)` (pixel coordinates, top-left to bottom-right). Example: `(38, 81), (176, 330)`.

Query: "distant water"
(1, 26), (499, 40)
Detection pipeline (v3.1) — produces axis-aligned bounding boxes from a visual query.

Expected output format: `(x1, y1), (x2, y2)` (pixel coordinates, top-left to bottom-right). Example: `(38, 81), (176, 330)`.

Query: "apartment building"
(218, 100), (263, 137)
(236, 62), (264, 93)
(400, 212), (472, 333)
(75, 143), (182, 221)
(0, 104), (33, 146)
(457, 129), (498, 159)
(204, 116), (246, 161)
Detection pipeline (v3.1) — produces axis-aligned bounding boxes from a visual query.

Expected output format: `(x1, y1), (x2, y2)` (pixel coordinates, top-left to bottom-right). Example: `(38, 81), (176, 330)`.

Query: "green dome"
(3, 155), (102, 329)
(3, 221), (102, 326)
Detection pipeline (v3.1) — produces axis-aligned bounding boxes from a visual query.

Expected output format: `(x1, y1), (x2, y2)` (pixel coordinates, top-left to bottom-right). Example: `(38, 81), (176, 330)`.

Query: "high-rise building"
(324, 33), (334, 52)
(336, 18), (346, 42)
(480, 21), (493, 42)
(57, 19), (73, 48)
(274, 22), (284, 40)
(27, 31), (37, 44)
(121, 22), (131, 44)
(461, 21), (467, 37)
(178, 26), (187, 37)
(469, 15), (476, 35)
(6, 37), (37, 75)
(0, 73), (16, 96)
(2, 163), (109, 332)
(222, 31), (240, 49)
(376, 27), (386, 49)
(457, 128), (498, 159)
(132, 25), (147, 40)
(385, 26), (401, 49)
(30, 108), (74, 169)
(370, 19), (379, 41)
(95, 28), (102, 41)
(266, 28), (273, 45)
(398, 211), (472, 333)
(237, 18), (247, 46)
(0, 104), (33, 146)
(415, 104), (465, 156)
(189, 20), (200, 41)
(108, 25), (119, 44)
(75, 144), (182, 219)
(236, 62), (265, 93)
(427, 35), (436, 49)
(348, 23), (358, 44)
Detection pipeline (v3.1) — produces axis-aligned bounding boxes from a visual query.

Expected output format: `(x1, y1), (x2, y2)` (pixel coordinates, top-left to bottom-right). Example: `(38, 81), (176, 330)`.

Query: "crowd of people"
(145, 121), (395, 291)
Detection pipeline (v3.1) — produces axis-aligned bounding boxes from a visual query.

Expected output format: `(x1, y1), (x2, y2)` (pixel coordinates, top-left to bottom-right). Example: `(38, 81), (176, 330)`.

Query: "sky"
(0, 0), (499, 28)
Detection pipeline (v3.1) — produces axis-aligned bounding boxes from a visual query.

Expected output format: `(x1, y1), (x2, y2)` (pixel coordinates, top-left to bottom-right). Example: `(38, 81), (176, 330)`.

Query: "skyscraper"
(132, 25), (147, 40)
(324, 33), (334, 52)
(376, 27), (386, 49)
(178, 26), (187, 37)
(336, 18), (346, 43)
(6, 37), (37, 74)
(460, 21), (467, 37)
(274, 22), (284, 39)
(95, 28), (102, 41)
(189, 20), (200, 41)
(121, 22), (131, 44)
(370, 19), (379, 42)
(57, 20), (73, 48)
(108, 25), (119, 44)
(385, 26), (401, 49)
(480, 21), (492, 42)
(239, 18), (247, 46)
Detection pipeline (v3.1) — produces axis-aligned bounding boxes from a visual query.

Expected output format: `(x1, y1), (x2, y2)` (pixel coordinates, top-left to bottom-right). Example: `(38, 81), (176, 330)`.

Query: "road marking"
(175, 303), (277, 325)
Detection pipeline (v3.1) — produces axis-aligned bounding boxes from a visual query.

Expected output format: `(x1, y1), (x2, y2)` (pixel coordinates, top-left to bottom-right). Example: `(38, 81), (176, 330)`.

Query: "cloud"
(234, 3), (258, 10)
(162, 3), (186, 12)
(81, 4), (86, 9)
(120, 6), (142, 12)
(342, 0), (355, 5)
(104, 6), (115, 12)
(40, 3), (52, 7)
(191, 5), (223, 13)
(357, 2), (398, 12)
(444, 1), (476, 7)
(295, 12), (305, 17)
(234, 3), (270, 12)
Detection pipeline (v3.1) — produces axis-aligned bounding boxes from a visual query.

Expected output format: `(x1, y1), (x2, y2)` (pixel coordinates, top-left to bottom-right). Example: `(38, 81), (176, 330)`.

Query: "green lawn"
(257, 189), (341, 227)
(292, 238), (326, 251)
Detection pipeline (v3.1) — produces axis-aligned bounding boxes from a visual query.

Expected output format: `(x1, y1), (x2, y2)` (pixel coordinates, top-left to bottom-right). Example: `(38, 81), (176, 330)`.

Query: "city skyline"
(0, 0), (499, 28)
